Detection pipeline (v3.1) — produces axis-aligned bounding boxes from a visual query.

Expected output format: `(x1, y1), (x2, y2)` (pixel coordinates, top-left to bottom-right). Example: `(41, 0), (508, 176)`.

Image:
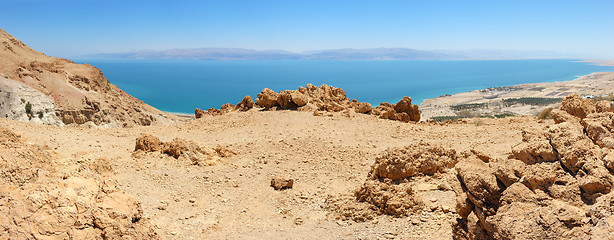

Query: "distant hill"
(83, 47), (575, 61)
(83, 48), (458, 60)
(88, 48), (303, 60)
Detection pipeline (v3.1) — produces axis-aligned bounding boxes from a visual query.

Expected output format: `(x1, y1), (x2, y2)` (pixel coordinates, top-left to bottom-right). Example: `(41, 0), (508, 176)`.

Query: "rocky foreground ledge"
(196, 84), (421, 123)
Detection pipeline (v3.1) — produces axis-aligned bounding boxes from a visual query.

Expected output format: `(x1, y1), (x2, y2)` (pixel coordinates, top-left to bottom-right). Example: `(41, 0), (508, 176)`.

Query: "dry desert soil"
(1, 110), (545, 239)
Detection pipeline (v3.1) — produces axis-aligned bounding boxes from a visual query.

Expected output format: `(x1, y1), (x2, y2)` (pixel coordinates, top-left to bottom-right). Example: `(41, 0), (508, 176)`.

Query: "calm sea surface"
(80, 59), (614, 114)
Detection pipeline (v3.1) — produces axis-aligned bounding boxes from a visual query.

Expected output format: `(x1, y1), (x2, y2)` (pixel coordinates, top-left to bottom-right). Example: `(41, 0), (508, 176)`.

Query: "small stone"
(271, 177), (294, 190)
(430, 198), (438, 202)
(411, 218), (420, 225)
(189, 198), (196, 203)
(438, 182), (451, 190)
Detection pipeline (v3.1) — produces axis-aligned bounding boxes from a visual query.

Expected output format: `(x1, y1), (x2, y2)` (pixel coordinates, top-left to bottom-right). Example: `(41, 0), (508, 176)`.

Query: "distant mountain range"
(82, 48), (576, 60)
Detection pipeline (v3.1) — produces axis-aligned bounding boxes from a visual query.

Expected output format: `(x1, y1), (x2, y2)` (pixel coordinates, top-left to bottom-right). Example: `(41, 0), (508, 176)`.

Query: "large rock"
(582, 112), (614, 149)
(596, 100), (613, 113)
(256, 88), (280, 108)
(509, 130), (558, 164)
(277, 90), (298, 109)
(134, 133), (164, 152)
(350, 100), (373, 114)
(236, 95), (254, 111)
(559, 94), (596, 119)
(369, 143), (458, 180)
(354, 180), (421, 217)
(133, 135), (227, 166)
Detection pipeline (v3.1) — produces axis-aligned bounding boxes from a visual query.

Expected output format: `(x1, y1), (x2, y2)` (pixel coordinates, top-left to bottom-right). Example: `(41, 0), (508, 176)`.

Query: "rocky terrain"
(0, 125), (158, 239)
(452, 94), (614, 239)
(0, 28), (177, 127)
(196, 84), (421, 123)
(5, 90), (614, 239)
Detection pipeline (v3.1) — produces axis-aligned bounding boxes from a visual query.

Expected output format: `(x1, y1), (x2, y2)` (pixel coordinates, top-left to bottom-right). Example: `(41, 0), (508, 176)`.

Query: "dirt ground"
(0, 110), (548, 239)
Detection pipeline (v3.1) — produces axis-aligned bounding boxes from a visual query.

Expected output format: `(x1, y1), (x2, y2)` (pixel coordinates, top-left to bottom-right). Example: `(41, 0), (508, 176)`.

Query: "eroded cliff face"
(0, 28), (176, 127)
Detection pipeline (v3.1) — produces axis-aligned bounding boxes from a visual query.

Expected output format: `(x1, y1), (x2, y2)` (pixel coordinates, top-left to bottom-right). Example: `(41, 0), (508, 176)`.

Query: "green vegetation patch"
(25, 101), (32, 114)
(479, 86), (522, 93)
(450, 103), (487, 111)
(502, 97), (562, 106)
(494, 113), (515, 118)
(430, 116), (459, 122)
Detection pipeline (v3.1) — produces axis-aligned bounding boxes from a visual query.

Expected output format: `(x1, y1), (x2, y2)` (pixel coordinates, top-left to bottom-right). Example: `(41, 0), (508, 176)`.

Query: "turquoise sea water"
(81, 59), (614, 114)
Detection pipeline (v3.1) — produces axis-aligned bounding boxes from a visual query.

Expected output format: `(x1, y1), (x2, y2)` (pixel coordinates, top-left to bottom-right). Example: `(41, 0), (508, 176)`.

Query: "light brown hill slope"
(0, 28), (176, 127)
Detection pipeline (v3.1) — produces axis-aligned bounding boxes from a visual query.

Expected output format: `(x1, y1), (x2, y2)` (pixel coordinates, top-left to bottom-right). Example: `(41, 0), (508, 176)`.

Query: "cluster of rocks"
(0, 126), (158, 239)
(134, 134), (235, 166)
(452, 94), (614, 239)
(334, 143), (458, 221)
(195, 84), (421, 122)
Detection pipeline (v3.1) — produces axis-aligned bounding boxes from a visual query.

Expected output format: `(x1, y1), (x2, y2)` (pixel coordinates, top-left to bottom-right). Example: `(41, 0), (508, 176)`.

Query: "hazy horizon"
(2, 0), (614, 58)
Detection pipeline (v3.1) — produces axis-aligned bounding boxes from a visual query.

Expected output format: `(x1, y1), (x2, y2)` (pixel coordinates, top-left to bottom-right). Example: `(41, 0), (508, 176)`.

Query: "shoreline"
(419, 71), (614, 120)
(158, 58), (614, 121)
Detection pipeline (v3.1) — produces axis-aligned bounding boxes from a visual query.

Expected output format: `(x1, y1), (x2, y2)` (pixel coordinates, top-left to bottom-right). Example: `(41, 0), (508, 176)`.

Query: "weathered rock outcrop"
(369, 143), (458, 180)
(256, 88), (279, 108)
(134, 134), (235, 166)
(0, 28), (175, 127)
(196, 84), (421, 122)
(0, 126), (159, 239)
(334, 143), (457, 221)
(370, 97), (421, 122)
(195, 95), (255, 118)
(559, 94), (596, 119)
(453, 98), (614, 239)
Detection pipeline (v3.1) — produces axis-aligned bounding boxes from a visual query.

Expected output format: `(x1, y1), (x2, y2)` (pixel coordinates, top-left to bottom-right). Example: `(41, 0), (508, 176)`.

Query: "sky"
(1, 0), (613, 58)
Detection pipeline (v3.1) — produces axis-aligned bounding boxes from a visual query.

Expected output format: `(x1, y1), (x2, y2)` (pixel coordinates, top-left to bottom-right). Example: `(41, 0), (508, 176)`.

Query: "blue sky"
(1, 0), (613, 58)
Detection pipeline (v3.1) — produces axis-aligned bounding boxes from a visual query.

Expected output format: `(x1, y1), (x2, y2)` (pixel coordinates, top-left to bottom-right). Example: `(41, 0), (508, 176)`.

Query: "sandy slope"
(1, 110), (547, 239)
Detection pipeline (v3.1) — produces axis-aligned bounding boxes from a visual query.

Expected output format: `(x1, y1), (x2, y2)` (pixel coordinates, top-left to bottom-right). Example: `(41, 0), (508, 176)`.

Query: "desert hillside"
(0, 28), (176, 127)
(3, 93), (614, 239)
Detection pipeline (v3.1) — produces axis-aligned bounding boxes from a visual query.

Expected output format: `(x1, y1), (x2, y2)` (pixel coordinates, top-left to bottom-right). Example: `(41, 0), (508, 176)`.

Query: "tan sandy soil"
(420, 72), (614, 120)
(0, 110), (547, 239)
